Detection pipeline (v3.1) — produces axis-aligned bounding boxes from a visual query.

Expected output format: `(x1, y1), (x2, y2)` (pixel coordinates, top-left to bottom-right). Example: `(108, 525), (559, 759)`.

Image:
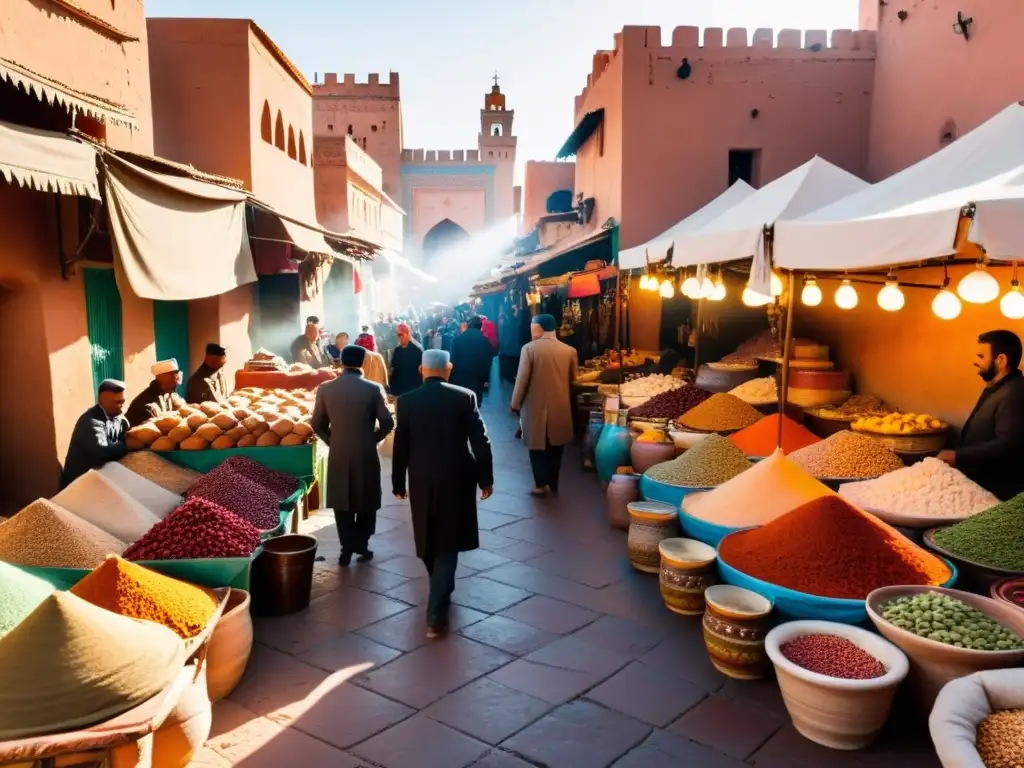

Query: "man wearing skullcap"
(61, 379), (130, 488)
(354, 333), (389, 390)
(392, 348), (493, 638)
(291, 316), (328, 369)
(511, 314), (578, 497)
(125, 359), (186, 427)
(312, 344), (395, 565)
(450, 316), (495, 403)
(186, 343), (229, 405)
(389, 322), (423, 397)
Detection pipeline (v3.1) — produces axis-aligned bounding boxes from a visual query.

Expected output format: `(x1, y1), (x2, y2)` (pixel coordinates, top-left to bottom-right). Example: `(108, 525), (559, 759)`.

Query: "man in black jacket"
(939, 329), (1024, 500)
(392, 349), (494, 638)
(62, 379), (129, 488)
(449, 316), (495, 402)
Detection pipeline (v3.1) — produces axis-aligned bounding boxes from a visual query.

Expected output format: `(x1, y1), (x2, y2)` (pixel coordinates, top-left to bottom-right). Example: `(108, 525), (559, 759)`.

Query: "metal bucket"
(250, 534), (319, 616)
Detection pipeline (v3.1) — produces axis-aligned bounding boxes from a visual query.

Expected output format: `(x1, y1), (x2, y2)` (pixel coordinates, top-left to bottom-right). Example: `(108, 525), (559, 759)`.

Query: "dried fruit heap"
(628, 385), (712, 420)
(216, 456), (300, 500)
(185, 467), (280, 530)
(124, 498), (262, 561)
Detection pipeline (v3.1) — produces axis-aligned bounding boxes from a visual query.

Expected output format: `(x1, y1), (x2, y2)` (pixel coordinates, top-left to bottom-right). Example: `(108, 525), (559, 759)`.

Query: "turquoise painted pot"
(596, 409), (632, 487)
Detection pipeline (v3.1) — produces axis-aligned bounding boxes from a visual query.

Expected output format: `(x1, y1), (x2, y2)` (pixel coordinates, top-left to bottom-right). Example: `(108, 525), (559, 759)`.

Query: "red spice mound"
(718, 496), (951, 599)
(729, 413), (820, 456)
(124, 498), (262, 561)
(780, 634), (885, 680)
(212, 456), (299, 500)
(185, 469), (280, 530)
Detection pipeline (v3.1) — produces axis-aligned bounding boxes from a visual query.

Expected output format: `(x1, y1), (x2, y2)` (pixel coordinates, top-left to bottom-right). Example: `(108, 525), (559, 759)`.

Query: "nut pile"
(184, 469), (280, 530)
(977, 709), (1024, 768)
(0, 561), (54, 637)
(728, 377), (778, 404)
(0, 499), (125, 568)
(619, 375), (686, 399)
(628, 386), (712, 420)
(789, 431), (904, 479)
(645, 434), (751, 487)
(780, 634), (885, 680)
(124, 498), (263, 561)
(932, 492), (1024, 571)
(677, 393), (764, 433)
(839, 458), (998, 520)
(881, 593), (1024, 650)
(118, 452), (202, 495)
(217, 456), (300, 500)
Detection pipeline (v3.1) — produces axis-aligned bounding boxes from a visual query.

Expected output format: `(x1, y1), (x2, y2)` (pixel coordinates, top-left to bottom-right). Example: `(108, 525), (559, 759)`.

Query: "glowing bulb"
(834, 279), (859, 310)
(644, 275), (659, 291)
(931, 289), (962, 320)
(699, 277), (715, 298)
(1000, 281), (1024, 320)
(710, 278), (726, 301)
(659, 279), (675, 299)
(742, 287), (772, 307)
(801, 278), (822, 307)
(770, 271), (784, 297)
(957, 268), (1000, 304)
(877, 279), (905, 312)
(639, 275), (650, 290)
(682, 276), (701, 299)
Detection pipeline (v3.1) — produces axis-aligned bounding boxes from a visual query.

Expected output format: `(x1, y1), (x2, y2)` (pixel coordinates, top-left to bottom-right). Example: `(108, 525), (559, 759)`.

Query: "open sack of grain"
(0, 499), (125, 569)
(98, 461), (182, 519)
(53, 470), (161, 543)
(930, 669), (1024, 768)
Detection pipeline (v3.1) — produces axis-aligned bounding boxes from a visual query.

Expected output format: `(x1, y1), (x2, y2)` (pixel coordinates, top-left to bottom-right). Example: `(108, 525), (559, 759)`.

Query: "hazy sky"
(146, 0), (859, 183)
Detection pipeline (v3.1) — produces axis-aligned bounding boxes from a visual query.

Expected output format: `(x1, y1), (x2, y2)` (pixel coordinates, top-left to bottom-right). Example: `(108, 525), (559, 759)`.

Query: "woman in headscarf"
(355, 333), (389, 390)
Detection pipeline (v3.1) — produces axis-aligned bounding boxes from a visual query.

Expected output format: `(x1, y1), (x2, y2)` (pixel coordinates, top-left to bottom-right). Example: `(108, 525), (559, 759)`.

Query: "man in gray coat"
(510, 314), (578, 497)
(312, 345), (395, 565)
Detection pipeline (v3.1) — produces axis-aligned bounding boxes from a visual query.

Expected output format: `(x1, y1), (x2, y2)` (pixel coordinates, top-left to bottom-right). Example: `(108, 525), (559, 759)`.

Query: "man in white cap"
(125, 358), (186, 426)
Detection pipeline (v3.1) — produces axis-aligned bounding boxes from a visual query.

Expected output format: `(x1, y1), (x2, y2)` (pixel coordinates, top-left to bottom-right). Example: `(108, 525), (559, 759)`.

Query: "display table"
(234, 369), (336, 391)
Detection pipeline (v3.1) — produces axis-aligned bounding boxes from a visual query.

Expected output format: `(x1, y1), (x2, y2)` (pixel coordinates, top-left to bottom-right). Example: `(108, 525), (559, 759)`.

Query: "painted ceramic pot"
(702, 585), (774, 680)
(595, 410), (632, 488)
(627, 501), (679, 574)
(607, 473), (639, 530)
(658, 538), (718, 615)
(629, 426), (676, 474)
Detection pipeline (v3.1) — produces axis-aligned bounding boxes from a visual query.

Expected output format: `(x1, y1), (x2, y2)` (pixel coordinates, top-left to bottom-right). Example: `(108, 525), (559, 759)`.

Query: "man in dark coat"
(312, 345), (395, 565)
(939, 329), (1024, 500)
(389, 322), (423, 396)
(392, 349), (493, 638)
(498, 306), (523, 384)
(186, 343), (229, 405)
(449, 316), (495, 402)
(62, 379), (129, 488)
(125, 359), (186, 426)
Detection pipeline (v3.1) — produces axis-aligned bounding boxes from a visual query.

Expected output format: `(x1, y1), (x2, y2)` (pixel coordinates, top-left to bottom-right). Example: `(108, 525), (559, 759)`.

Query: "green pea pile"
(932, 492), (1024, 570)
(881, 593), (1024, 651)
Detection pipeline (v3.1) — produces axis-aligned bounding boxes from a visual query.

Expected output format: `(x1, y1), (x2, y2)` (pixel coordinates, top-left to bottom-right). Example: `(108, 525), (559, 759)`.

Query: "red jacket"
(480, 317), (498, 350)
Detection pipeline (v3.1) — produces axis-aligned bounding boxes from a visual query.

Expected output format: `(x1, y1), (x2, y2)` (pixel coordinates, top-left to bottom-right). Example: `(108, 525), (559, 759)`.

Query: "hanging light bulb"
(834, 279), (859, 310)
(645, 274), (659, 291)
(801, 276), (822, 307)
(682, 274), (701, 299)
(957, 265), (1000, 304)
(710, 275), (726, 301)
(1000, 280), (1024, 319)
(699, 276), (715, 299)
(639, 274), (650, 290)
(659, 278), (675, 298)
(770, 271), (784, 297)
(931, 289), (962, 320)
(877, 278), (905, 312)
(742, 287), (772, 307)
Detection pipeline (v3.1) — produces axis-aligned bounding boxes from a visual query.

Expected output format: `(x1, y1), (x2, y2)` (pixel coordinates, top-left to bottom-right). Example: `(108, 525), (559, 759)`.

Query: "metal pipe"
(778, 270), (797, 450)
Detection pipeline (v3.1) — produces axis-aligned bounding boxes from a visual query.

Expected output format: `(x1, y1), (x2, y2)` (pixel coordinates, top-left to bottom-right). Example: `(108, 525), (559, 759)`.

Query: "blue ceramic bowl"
(715, 534), (959, 625)
(639, 474), (712, 508)
(678, 506), (745, 548)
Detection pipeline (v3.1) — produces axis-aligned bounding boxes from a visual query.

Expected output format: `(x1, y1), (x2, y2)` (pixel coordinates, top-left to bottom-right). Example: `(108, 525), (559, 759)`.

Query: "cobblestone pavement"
(196, 380), (941, 768)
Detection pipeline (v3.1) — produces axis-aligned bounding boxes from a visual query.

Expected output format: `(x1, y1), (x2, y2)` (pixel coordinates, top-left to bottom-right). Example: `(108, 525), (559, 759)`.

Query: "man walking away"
(392, 349), (493, 638)
(62, 379), (130, 488)
(498, 306), (523, 384)
(511, 314), (578, 497)
(450, 316), (495, 403)
(312, 345), (395, 565)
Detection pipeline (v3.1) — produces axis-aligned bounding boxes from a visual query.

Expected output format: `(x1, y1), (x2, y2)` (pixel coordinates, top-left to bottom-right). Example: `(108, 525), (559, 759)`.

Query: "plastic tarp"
(0, 119), (99, 199)
(672, 156), (868, 269)
(618, 180), (754, 270)
(775, 103), (1024, 270)
(102, 153), (257, 301)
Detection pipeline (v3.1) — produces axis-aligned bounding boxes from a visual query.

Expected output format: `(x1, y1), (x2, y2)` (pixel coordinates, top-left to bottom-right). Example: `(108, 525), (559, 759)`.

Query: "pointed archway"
(422, 218), (470, 263)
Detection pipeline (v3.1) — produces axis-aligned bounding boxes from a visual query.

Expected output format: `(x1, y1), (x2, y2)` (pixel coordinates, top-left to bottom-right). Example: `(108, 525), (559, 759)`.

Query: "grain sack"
(53, 470), (161, 543)
(0, 499), (126, 568)
(98, 462), (182, 519)
(118, 452), (202, 495)
(0, 592), (185, 740)
(0, 562), (54, 638)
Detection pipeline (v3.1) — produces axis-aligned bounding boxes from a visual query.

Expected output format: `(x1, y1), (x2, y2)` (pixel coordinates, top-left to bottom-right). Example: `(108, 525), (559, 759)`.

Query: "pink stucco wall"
(522, 161), (576, 232)
(410, 188), (487, 245)
(573, 48), (624, 237)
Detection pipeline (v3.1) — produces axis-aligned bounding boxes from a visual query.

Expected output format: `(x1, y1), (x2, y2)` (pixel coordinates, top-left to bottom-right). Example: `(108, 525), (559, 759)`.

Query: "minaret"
(478, 72), (517, 222)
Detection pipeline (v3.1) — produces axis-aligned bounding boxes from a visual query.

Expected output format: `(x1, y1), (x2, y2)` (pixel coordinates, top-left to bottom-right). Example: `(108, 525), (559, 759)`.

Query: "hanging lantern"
(877, 278), (905, 312)
(1000, 280), (1024, 319)
(801, 276), (822, 307)
(742, 287), (772, 307)
(957, 265), (1000, 304)
(834, 279), (859, 310)
(932, 289), (962, 320)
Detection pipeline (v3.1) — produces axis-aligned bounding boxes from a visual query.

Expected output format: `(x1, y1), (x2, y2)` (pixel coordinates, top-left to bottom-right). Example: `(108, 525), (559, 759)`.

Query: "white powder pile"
(98, 462), (182, 519)
(839, 457), (999, 520)
(53, 470), (161, 543)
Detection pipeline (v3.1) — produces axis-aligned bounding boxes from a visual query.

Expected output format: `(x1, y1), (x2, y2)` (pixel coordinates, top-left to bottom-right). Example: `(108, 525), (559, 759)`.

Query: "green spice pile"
(644, 434), (751, 487)
(881, 592), (1024, 651)
(977, 709), (1024, 768)
(0, 562), (54, 637)
(932, 492), (1024, 571)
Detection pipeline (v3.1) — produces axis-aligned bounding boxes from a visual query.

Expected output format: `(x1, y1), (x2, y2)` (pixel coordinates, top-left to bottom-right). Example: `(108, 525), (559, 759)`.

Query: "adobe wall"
(313, 136), (352, 234)
(189, 285), (255, 393)
(409, 187), (487, 246)
(573, 50), (624, 235)
(522, 161), (576, 232)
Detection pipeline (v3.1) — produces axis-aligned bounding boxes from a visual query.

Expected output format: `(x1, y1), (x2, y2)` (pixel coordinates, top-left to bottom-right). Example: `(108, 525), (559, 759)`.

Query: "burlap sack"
(929, 668), (1024, 768)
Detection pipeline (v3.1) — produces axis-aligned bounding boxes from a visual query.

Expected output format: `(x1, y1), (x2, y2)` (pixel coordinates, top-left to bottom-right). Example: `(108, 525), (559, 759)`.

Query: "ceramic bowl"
(658, 538), (717, 615)
(922, 528), (1024, 592)
(765, 620), (909, 751)
(837, 486), (983, 530)
(865, 585), (1024, 708)
(991, 576), (1024, 611)
(702, 585), (773, 680)
(668, 428), (711, 452)
(638, 474), (712, 509)
(678, 501), (744, 548)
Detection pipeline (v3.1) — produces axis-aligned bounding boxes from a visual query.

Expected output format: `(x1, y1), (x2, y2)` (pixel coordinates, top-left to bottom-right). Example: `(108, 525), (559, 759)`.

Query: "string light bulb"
(682, 274), (701, 299)
(931, 289), (962, 320)
(957, 265), (1000, 304)
(742, 287), (772, 307)
(801, 276), (822, 307)
(877, 278), (905, 312)
(770, 271), (784, 297)
(639, 274), (651, 290)
(699, 276), (715, 299)
(659, 278), (675, 299)
(1000, 280), (1024, 319)
(834, 279), (859, 310)
(710, 275), (726, 301)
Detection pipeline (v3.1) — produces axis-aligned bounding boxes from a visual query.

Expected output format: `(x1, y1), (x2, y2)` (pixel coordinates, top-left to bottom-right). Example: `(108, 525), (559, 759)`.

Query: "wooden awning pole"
(778, 270), (796, 449)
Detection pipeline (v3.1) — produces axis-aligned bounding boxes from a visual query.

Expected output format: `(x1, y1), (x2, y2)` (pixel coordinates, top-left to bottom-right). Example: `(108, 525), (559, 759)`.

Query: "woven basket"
(852, 429), (948, 456)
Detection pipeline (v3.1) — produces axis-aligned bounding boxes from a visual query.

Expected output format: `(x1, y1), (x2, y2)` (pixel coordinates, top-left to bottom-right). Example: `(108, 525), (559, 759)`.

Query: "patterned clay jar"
(606, 474), (639, 530)
(702, 585), (774, 680)
(626, 501), (679, 574)
(658, 538), (718, 615)
(595, 409), (632, 489)
(629, 425), (676, 474)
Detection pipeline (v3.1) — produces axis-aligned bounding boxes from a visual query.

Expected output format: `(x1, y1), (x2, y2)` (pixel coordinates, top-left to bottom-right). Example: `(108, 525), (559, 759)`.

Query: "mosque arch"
(260, 101), (272, 143)
(422, 218), (470, 263)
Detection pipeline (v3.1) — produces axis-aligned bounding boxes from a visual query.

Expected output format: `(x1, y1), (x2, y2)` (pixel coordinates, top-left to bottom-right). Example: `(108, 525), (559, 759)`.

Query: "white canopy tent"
(617, 180), (754, 270)
(775, 103), (1024, 270)
(672, 156), (869, 269)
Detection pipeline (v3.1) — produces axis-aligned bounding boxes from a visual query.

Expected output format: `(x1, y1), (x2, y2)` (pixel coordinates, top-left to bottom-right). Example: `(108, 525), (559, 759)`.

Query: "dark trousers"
(334, 508), (377, 553)
(424, 549), (459, 623)
(499, 355), (518, 383)
(529, 441), (564, 492)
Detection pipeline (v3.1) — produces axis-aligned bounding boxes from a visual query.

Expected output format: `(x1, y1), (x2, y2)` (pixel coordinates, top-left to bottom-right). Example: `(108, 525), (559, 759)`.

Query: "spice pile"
(53, 470), (161, 544)
(118, 451), (202, 495)
(677, 393), (764, 433)
(185, 468), (280, 530)
(810, 395), (890, 421)
(217, 455), (300, 499)
(718, 496), (951, 599)
(839, 458), (998, 521)
(684, 450), (832, 527)
(628, 385), (711, 420)
(729, 377), (778, 404)
(0, 562), (53, 637)
(932, 492), (1024, 571)
(880, 593), (1024, 650)
(789, 431), (904, 479)
(729, 414), (820, 456)
(619, 375), (686, 399)
(780, 634), (885, 680)
(644, 435), (751, 488)
(977, 709), (1024, 768)
(71, 556), (218, 639)
(0, 499), (125, 568)
(98, 462), (182, 519)
(124, 498), (262, 561)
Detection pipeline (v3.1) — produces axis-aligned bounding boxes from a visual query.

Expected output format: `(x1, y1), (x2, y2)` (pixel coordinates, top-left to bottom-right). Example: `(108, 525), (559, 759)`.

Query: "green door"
(83, 267), (124, 396)
(153, 301), (190, 396)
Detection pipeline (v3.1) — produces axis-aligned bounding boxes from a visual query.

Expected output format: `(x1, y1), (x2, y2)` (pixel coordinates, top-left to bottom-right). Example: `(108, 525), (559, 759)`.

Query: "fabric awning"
(516, 226), (611, 276)
(0, 57), (137, 129)
(101, 153), (256, 301)
(247, 197), (377, 261)
(556, 109), (604, 160)
(0, 119), (99, 199)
